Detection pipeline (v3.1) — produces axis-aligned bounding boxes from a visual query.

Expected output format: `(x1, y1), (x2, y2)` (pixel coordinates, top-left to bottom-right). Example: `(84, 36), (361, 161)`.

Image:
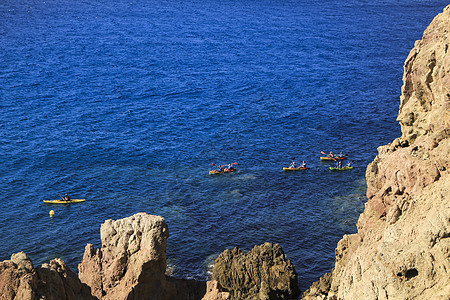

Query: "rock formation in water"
(1, 213), (300, 300)
(202, 242), (300, 300)
(78, 212), (205, 300)
(0, 251), (95, 299)
(302, 5), (450, 300)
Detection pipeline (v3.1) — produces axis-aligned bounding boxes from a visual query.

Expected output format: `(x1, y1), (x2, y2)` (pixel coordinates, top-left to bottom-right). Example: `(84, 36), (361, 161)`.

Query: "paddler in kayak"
(225, 163), (236, 172)
(327, 151), (334, 158)
(289, 158), (297, 168)
(301, 161), (307, 168)
(59, 193), (71, 201)
(211, 163), (224, 172)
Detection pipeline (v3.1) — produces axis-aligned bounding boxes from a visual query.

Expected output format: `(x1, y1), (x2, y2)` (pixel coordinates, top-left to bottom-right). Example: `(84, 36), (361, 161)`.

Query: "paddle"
(322, 150), (341, 159)
(212, 162), (237, 166)
(321, 151), (332, 158)
(58, 193), (64, 201)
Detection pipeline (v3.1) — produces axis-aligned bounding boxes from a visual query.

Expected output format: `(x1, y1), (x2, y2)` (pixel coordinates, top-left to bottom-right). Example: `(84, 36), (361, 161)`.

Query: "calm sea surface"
(0, 0), (447, 292)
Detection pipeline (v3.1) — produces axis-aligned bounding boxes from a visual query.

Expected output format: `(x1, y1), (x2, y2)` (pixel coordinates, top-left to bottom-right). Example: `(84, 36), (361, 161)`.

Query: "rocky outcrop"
(78, 212), (205, 300)
(79, 213), (169, 299)
(203, 242), (300, 300)
(0, 214), (300, 300)
(303, 5), (450, 300)
(0, 213), (207, 300)
(0, 252), (95, 300)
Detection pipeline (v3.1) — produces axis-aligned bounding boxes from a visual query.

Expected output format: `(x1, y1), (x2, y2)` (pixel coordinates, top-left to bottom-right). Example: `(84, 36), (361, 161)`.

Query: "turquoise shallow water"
(0, 0), (448, 292)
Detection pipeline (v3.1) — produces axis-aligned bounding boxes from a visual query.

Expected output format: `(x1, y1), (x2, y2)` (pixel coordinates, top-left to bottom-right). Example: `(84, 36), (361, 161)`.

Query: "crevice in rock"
(394, 188), (404, 196)
(425, 54), (436, 86)
(383, 186), (392, 196)
(405, 268), (419, 279)
(397, 268), (419, 280)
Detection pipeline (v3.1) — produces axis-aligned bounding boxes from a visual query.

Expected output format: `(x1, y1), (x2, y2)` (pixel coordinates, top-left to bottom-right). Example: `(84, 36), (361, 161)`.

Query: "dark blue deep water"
(1, 0), (448, 293)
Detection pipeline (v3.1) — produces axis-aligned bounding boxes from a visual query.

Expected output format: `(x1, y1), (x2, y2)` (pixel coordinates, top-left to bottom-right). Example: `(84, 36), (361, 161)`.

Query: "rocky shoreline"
(0, 213), (299, 300)
(303, 5), (450, 300)
(1, 5), (449, 300)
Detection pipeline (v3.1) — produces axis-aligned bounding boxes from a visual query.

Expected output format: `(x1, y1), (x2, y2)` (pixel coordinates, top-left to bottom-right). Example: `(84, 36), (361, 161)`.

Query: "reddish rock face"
(78, 212), (207, 300)
(78, 213), (170, 300)
(0, 252), (95, 300)
(1, 213), (206, 300)
(303, 5), (450, 300)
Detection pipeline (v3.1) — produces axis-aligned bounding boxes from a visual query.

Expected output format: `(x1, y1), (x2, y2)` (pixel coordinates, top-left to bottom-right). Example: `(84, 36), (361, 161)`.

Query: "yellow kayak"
(43, 199), (86, 204)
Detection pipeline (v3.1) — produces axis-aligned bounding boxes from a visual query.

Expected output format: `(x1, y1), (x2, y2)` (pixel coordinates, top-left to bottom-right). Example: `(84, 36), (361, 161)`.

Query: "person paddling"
(226, 163), (235, 171)
(59, 193), (71, 201)
(289, 158), (296, 168)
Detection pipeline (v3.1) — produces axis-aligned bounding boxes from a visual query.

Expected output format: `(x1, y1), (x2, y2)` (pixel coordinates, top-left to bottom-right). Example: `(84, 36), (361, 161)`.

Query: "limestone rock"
(79, 244), (103, 299)
(0, 252), (37, 300)
(302, 5), (450, 300)
(36, 258), (95, 300)
(207, 242), (300, 300)
(0, 252), (94, 300)
(78, 212), (169, 299)
(78, 212), (206, 300)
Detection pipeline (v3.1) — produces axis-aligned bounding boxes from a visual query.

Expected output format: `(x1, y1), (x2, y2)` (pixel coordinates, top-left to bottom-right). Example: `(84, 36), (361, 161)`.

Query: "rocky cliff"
(303, 5), (450, 300)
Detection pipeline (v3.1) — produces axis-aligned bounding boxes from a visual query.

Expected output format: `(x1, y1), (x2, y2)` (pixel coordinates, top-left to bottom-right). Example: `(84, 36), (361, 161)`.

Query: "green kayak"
(329, 166), (354, 171)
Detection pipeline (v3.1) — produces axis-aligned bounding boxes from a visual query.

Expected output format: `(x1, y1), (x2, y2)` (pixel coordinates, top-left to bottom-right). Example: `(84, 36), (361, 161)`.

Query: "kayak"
(209, 168), (237, 175)
(43, 199), (86, 204)
(320, 156), (347, 161)
(283, 167), (310, 171)
(329, 166), (354, 171)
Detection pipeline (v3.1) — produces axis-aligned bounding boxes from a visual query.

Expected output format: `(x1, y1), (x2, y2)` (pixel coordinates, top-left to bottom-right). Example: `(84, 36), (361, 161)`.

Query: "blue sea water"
(0, 0), (448, 293)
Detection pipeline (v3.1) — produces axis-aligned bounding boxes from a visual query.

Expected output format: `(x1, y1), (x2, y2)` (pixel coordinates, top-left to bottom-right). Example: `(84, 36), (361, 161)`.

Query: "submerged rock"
(303, 5), (450, 300)
(204, 242), (300, 300)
